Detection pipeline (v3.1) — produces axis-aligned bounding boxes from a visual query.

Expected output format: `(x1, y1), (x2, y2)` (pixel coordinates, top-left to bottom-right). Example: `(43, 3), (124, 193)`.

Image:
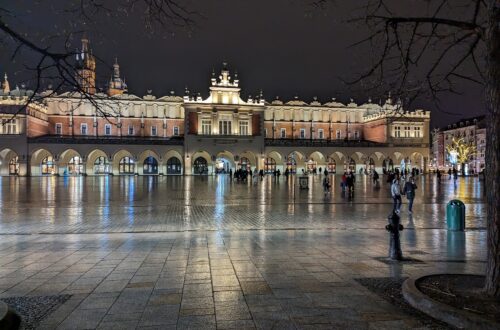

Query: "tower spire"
(107, 57), (127, 96)
(2, 73), (10, 94)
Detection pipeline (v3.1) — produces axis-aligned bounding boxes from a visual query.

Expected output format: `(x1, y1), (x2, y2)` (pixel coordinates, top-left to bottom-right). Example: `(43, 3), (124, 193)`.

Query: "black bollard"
(385, 211), (404, 260)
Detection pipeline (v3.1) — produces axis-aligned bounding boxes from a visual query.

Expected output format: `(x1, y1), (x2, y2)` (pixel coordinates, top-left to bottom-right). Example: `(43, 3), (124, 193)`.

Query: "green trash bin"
(446, 200), (465, 231)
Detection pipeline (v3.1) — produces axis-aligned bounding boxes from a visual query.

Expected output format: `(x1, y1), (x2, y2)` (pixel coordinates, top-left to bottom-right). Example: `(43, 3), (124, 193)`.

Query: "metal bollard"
(385, 211), (404, 260)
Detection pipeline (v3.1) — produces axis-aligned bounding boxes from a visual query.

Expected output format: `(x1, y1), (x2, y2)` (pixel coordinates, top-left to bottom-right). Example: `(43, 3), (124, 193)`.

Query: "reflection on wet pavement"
(0, 174), (485, 234)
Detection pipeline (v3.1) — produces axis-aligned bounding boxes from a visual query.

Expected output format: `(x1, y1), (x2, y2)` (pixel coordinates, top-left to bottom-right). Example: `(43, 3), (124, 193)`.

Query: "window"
(280, 128), (286, 138)
(55, 123), (62, 135)
(354, 130), (359, 139)
(9, 157), (19, 175)
(202, 120), (212, 135)
(166, 157), (182, 174)
(81, 123), (87, 135)
(300, 128), (306, 139)
(318, 129), (324, 139)
(239, 121), (249, 135)
(2, 119), (17, 134)
(336, 130), (341, 139)
(104, 124), (111, 136)
(404, 126), (411, 137)
(219, 120), (232, 135)
(68, 156), (83, 175)
(394, 126), (401, 137)
(128, 125), (134, 135)
(173, 126), (179, 136)
(414, 126), (421, 138)
(94, 156), (110, 175)
(151, 126), (157, 136)
(41, 156), (55, 175)
(119, 156), (135, 174)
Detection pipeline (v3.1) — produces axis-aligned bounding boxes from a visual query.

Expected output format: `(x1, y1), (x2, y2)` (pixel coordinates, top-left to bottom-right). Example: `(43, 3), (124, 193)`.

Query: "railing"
(265, 138), (384, 147)
(265, 138), (429, 148)
(28, 135), (184, 145)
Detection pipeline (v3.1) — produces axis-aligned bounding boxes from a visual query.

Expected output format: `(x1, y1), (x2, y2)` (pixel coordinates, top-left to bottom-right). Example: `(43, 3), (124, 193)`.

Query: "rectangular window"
(104, 124), (111, 136)
(81, 123), (87, 135)
(354, 130), (359, 139)
(300, 128), (306, 139)
(394, 126), (401, 137)
(336, 129), (341, 139)
(151, 126), (157, 136)
(128, 125), (134, 135)
(173, 126), (179, 136)
(239, 121), (249, 135)
(414, 126), (421, 138)
(201, 120), (212, 135)
(3, 119), (17, 134)
(55, 123), (62, 135)
(404, 126), (411, 137)
(280, 128), (286, 138)
(318, 129), (324, 139)
(219, 120), (232, 135)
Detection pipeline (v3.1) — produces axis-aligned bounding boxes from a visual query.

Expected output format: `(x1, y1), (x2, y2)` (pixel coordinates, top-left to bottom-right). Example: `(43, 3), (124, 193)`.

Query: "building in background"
(0, 39), (431, 177)
(431, 116), (486, 174)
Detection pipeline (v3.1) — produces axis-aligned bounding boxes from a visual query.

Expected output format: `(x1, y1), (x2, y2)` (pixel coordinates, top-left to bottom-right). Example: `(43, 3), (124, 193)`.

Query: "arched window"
(68, 156), (83, 175)
(327, 158), (336, 173)
(9, 156), (19, 175)
(166, 157), (182, 174)
(264, 157), (276, 174)
(94, 156), (111, 174)
(119, 156), (135, 174)
(239, 157), (250, 170)
(344, 158), (356, 172)
(41, 156), (55, 175)
(383, 158), (394, 172)
(193, 157), (208, 175)
(143, 156), (158, 175)
(286, 156), (297, 174)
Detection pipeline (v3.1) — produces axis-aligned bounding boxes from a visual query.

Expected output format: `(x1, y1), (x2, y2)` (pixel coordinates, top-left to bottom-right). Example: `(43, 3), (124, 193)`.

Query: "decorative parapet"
(0, 95), (48, 120)
(363, 109), (430, 122)
(28, 135), (184, 145)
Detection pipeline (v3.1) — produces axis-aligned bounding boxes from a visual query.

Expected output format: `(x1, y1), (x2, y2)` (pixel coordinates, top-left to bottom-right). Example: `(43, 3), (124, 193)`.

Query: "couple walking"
(391, 176), (417, 214)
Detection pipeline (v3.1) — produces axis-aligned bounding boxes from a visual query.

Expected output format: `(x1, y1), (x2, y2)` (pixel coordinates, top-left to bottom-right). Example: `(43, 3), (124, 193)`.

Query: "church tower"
(107, 58), (128, 96)
(75, 36), (96, 94)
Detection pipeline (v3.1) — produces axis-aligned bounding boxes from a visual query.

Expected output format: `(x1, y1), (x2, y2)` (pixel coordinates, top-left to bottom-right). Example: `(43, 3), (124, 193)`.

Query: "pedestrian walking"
(448, 168), (452, 179)
(403, 177), (417, 214)
(323, 175), (331, 196)
(341, 172), (347, 192)
(436, 170), (441, 183)
(453, 167), (458, 185)
(391, 178), (402, 213)
(323, 168), (328, 176)
(372, 169), (379, 186)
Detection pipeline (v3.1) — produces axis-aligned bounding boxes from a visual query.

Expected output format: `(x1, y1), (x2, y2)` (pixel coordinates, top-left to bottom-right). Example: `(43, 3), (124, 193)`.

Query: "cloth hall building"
(0, 39), (431, 177)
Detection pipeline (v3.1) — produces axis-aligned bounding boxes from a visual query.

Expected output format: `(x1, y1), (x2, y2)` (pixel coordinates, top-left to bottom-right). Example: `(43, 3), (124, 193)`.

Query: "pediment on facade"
(285, 100), (307, 106)
(323, 101), (345, 107)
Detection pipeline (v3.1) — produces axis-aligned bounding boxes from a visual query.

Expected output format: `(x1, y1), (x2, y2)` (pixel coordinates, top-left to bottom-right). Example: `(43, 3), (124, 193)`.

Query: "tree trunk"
(484, 1), (500, 297)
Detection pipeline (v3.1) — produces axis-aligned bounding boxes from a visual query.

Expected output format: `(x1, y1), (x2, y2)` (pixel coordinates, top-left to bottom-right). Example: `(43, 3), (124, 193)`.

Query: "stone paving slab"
(0, 229), (486, 329)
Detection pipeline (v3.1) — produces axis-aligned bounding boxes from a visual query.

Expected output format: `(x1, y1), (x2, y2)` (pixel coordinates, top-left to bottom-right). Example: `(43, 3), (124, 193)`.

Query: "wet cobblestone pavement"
(0, 174), (487, 329)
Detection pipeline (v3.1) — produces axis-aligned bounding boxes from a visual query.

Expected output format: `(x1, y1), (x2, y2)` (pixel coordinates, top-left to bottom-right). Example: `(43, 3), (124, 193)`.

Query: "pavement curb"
(0, 301), (21, 330)
(402, 274), (498, 330)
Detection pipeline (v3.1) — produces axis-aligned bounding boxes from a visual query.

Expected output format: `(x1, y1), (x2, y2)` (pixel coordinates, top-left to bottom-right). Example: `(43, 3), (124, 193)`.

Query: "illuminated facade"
(431, 116), (486, 174)
(0, 39), (431, 177)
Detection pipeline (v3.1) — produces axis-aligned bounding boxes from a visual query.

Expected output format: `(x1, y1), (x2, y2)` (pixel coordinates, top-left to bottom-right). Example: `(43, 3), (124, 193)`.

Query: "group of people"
(228, 168), (267, 183)
(390, 175), (417, 214)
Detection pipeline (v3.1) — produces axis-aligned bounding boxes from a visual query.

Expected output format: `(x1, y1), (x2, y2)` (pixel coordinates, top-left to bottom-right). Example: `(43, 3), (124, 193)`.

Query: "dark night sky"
(2, 0), (486, 128)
